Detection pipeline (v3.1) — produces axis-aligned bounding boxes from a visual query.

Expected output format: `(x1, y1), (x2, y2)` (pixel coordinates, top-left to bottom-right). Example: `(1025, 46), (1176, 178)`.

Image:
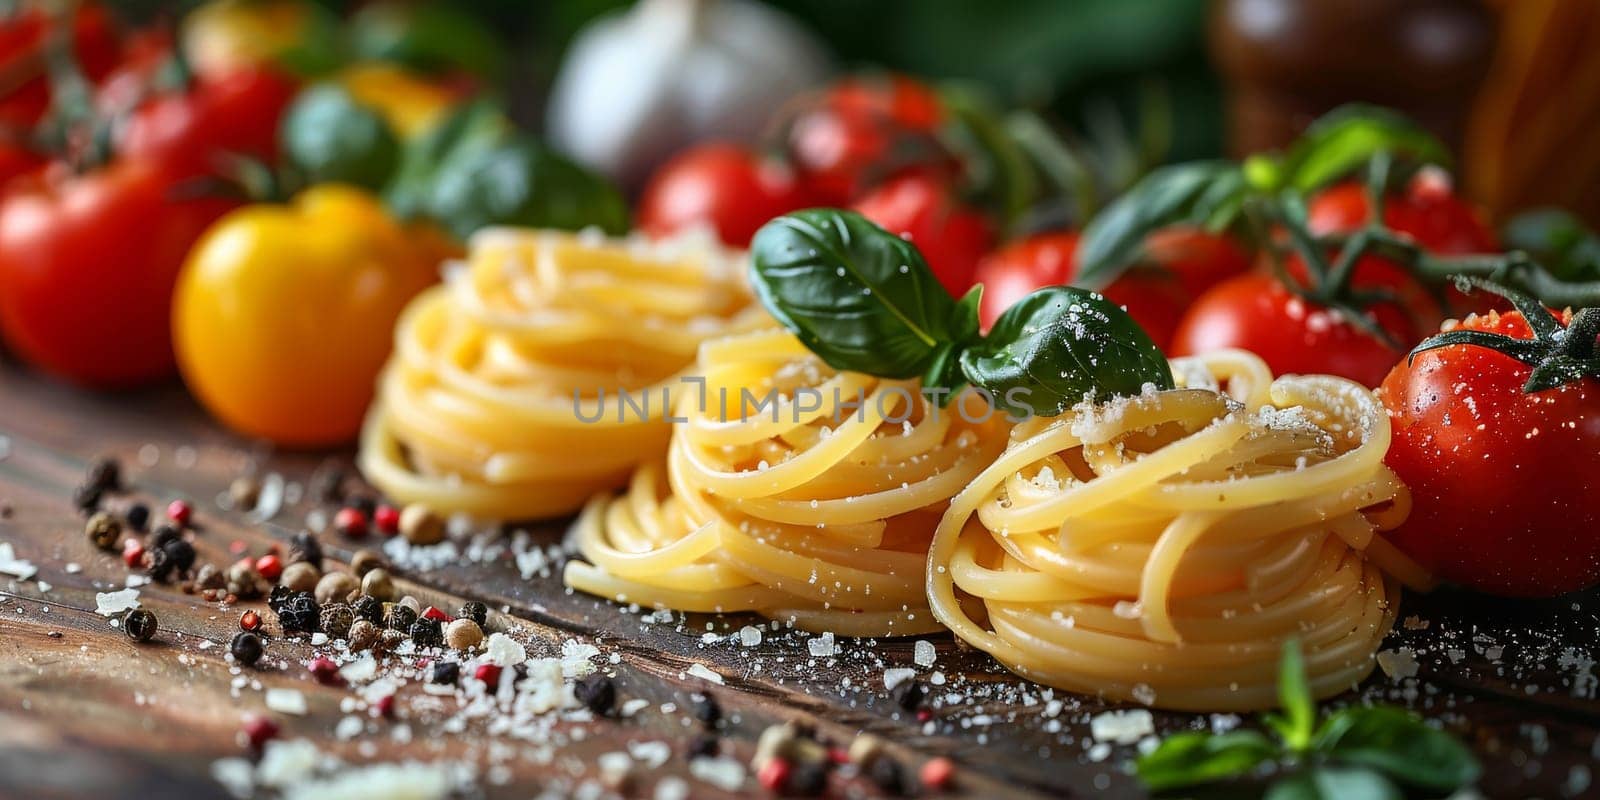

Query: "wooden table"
(1, 363), (1597, 799)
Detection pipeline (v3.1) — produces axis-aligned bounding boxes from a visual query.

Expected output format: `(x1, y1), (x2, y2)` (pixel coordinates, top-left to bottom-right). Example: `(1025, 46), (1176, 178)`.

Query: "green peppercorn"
(123, 609), (158, 643)
(85, 511), (121, 551)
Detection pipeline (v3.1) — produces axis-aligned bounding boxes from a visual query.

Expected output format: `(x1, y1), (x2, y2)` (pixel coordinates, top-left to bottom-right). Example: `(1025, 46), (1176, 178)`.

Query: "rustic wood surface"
(1, 363), (1597, 800)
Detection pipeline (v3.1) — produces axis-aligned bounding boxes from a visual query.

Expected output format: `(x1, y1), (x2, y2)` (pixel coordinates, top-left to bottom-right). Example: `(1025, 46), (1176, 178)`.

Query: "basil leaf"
(423, 136), (628, 239)
(384, 100), (510, 222)
(1277, 104), (1449, 194)
(1313, 706), (1481, 791)
(750, 209), (979, 380)
(281, 84), (400, 191)
(1273, 640), (1316, 751)
(1134, 730), (1278, 792)
(959, 285), (1173, 418)
(1075, 161), (1246, 290)
(1266, 767), (1401, 800)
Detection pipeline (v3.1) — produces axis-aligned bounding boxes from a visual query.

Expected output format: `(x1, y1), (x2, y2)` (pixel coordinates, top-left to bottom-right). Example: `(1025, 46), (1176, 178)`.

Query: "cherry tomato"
(0, 141), (45, 189)
(973, 231), (1187, 348)
(115, 66), (298, 179)
(1137, 227), (1253, 299)
(637, 143), (813, 247)
(852, 172), (994, 299)
(0, 161), (236, 386)
(0, 3), (121, 129)
(1378, 309), (1600, 596)
(1282, 252), (1445, 336)
(1308, 172), (1498, 315)
(784, 74), (952, 205)
(1172, 272), (1423, 387)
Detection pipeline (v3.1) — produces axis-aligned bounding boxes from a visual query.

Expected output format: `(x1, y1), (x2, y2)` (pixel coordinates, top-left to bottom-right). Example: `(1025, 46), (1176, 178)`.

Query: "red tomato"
(973, 231), (1187, 348)
(853, 172), (994, 299)
(0, 141), (44, 189)
(0, 3), (121, 129)
(1282, 252), (1445, 336)
(1137, 227), (1253, 299)
(1172, 272), (1423, 387)
(784, 74), (953, 205)
(115, 67), (298, 179)
(637, 143), (814, 247)
(0, 161), (236, 386)
(1378, 309), (1600, 596)
(1308, 173), (1498, 315)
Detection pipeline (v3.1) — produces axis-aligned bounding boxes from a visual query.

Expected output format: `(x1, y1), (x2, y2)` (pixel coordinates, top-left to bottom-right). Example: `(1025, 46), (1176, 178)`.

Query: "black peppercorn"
(319, 603), (355, 639)
(430, 660), (460, 685)
(688, 733), (719, 758)
(287, 530), (323, 567)
(71, 483), (103, 514)
(352, 595), (384, 625)
(408, 617), (443, 647)
(890, 680), (926, 712)
(162, 538), (196, 573)
(868, 757), (905, 795)
(788, 761), (828, 796)
(149, 524), (180, 551)
(574, 673), (616, 715)
(458, 601), (488, 628)
(690, 692), (720, 726)
(386, 604), (418, 633)
(87, 457), (121, 493)
(125, 503), (150, 532)
(267, 584), (294, 613)
(145, 547), (175, 582)
(230, 631), (263, 666)
(123, 609), (157, 642)
(278, 591), (321, 634)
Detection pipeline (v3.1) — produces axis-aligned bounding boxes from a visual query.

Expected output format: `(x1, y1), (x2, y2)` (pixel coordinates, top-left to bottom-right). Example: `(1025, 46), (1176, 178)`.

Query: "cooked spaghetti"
(359, 227), (759, 519)
(927, 350), (1429, 711)
(564, 329), (1009, 636)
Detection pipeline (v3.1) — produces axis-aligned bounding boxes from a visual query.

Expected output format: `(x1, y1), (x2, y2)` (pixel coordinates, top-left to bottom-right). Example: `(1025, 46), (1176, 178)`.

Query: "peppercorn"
(149, 524), (180, 551)
(240, 610), (262, 632)
(360, 568), (395, 601)
(847, 734), (885, 767)
(351, 495), (377, 518)
(319, 602), (355, 639)
(371, 694), (395, 719)
(241, 714), (278, 751)
(194, 563), (225, 591)
(374, 504), (400, 535)
(379, 629), (408, 651)
(277, 591), (320, 634)
(386, 603), (418, 633)
(788, 761), (829, 796)
(86, 457), (122, 494)
(421, 606), (453, 623)
(347, 620), (381, 652)
(757, 758), (792, 793)
(458, 601), (488, 628)
(166, 499), (192, 527)
(919, 757), (954, 792)
(86, 511), (121, 550)
(227, 561), (269, 599)
(125, 503), (150, 532)
(314, 571), (359, 605)
(409, 617), (443, 647)
(444, 618), (483, 651)
(123, 609), (157, 642)
(891, 680), (926, 712)
(254, 553), (283, 581)
(352, 595), (384, 625)
(308, 655), (342, 685)
(71, 483), (103, 515)
(280, 561), (320, 593)
(688, 734), (719, 758)
(690, 692), (721, 726)
(145, 547), (175, 583)
(230, 631), (263, 666)
(334, 507), (368, 538)
(473, 663), (502, 686)
(162, 538), (196, 573)
(399, 504), (445, 545)
(574, 673), (616, 715)
(228, 476), (260, 510)
(347, 550), (381, 578)
(430, 660), (460, 685)
(868, 757), (905, 795)
(287, 530), (322, 567)
(267, 584), (294, 613)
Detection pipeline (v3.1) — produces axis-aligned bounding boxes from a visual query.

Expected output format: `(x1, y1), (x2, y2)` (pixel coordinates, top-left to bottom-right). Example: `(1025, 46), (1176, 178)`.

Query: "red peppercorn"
(828, 747), (851, 765)
(166, 499), (192, 526)
(371, 693), (395, 719)
(121, 538), (145, 568)
(421, 606), (453, 623)
(758, 758), (792, 792)
(920, 757), (955, 792)
(374, 504), (400, 536)
(241, 714), (279, 751)
(255, 553), (283, 581)
(473, 663), (503, 686)
(240, 610), (261, 632)
(334, 507), (368, 538)
(917, 709), (933, 723)
(308, 655), (342, 685)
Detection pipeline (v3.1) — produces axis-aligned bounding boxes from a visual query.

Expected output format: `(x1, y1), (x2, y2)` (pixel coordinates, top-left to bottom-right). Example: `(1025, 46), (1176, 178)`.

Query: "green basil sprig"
(1135, 642), (1480, 798)
(281, 84), (400, 191)
(750, 209), (1173, 415)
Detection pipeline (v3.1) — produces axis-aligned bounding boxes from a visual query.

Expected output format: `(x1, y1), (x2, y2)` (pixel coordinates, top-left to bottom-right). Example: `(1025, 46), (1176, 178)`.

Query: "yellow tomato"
(173, 185), (454, 446)
(338, 62), (461, 139)
(182, 0), (322, 78)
